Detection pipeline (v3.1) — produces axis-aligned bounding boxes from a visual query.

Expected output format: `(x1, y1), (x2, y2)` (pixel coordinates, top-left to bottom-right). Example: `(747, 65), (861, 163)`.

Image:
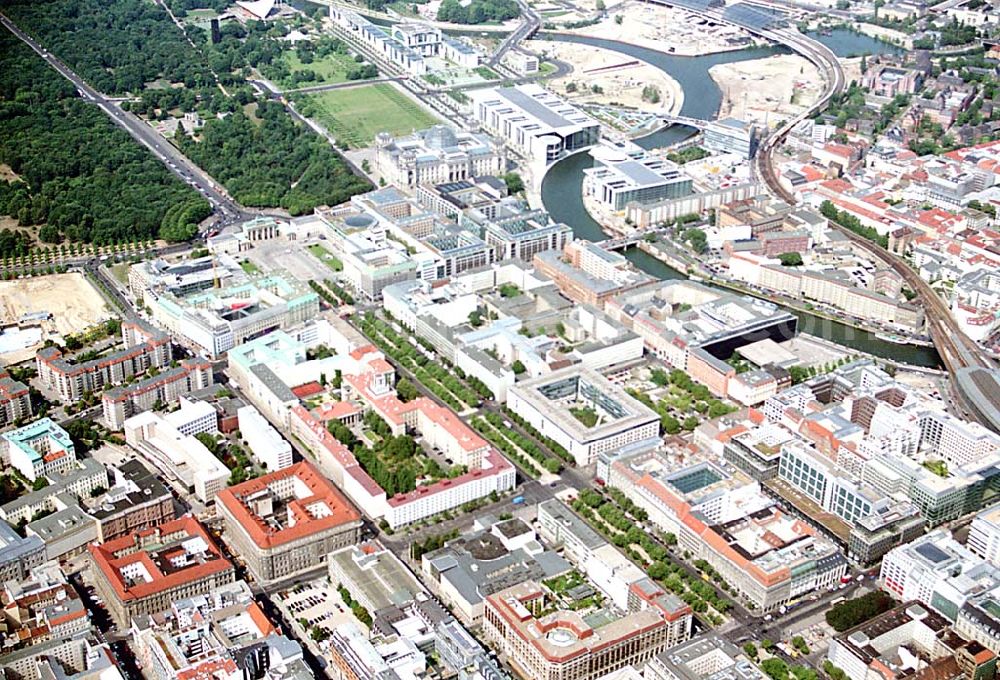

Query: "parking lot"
(273, 578), (357, 639)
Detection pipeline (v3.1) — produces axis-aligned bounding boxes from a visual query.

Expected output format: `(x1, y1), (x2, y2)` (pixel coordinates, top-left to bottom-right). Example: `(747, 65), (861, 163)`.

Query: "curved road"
(747, 25), (996, 399)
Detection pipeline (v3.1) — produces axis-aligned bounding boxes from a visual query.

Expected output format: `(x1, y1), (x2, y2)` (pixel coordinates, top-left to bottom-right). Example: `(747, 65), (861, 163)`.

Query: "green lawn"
(539, 61), (558, 77)
(544, 571), (585, 595)
(570, 406), (599, 428)
(923, 460), (949, 477)
(304, 84), (440, 149)
(307, 243), (343, 272)
(387, 1), (420, 16)
(109, 263), (129, 285)
(279, 51), (362, 88)
(240, 259), (260, 274)
(474, 66), (501, 81)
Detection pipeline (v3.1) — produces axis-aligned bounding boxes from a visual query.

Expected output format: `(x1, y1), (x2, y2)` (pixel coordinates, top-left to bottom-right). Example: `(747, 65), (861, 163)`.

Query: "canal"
(535, 32), (939, 367)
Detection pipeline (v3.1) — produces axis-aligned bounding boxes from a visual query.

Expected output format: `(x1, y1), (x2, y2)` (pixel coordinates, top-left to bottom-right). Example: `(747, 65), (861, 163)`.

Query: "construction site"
(0, 273), (113, 361)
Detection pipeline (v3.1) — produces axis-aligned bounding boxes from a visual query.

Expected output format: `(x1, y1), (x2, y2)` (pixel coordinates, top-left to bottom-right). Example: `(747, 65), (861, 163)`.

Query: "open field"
(533, 39), (683, 114)
(303, 83), (440, 149)
(709, 54), (822, 127)
(109, 263), (129, 285)
(307, 244), (343, 272)
(279, 50), (363, 88)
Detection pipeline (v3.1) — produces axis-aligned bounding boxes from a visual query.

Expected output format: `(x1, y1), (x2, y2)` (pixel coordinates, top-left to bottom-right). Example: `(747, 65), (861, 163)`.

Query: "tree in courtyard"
(396, 378), (419, 402)
(777, 252), (803, 267)
(502, 172), (524, 193)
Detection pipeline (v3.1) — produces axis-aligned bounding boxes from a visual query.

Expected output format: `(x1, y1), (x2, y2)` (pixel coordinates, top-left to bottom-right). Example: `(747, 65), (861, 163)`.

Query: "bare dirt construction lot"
(563, 1), (759, 56)
(0, 273), (112, 341)
(709, 54), (823, 127)
(533, 39), (683, 113)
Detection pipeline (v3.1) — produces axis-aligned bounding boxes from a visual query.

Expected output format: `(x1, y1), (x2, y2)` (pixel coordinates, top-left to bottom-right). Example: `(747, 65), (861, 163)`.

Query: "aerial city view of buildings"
(1, 0), (1000, 679)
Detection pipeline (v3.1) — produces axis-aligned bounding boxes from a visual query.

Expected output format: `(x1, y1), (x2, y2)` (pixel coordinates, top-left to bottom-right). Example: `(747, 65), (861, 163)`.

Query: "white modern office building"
(507, 366), (660, 465)
(468, 84), (600, 165)
(2, 419), (76, 483)
(969, 505), (1000, 568)
(124, 411), (230, 503)
(880, 529), (998, 619)
(703, 118), (759, 159)
(148, 276), (320, 358)
(584, 147), (692, 211)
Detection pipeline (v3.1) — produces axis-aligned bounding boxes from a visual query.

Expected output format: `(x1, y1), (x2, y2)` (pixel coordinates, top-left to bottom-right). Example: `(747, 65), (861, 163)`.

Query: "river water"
(806, 28), (905, 58)
(536, 31), (940, 367)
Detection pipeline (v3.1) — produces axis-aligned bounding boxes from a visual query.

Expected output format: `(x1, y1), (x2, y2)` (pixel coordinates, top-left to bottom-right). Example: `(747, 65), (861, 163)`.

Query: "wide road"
(0, 11), (250, 228)
(487, 0), (541, 67)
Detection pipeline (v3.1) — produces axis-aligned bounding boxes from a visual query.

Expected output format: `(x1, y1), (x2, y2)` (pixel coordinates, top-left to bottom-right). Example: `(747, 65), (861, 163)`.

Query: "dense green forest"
(437, 0), (520, 24)
(5, 0), (371, 217)
(0, 31), (208, 246)
(176, 100), (372, 215)
(2, 0), (216, 96)
(167, 0), (231, 16)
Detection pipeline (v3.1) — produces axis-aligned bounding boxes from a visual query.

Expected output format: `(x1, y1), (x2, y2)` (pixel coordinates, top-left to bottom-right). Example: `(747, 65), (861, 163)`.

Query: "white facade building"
(237, 405), (293, 472)
(918, 410), (1000, 468)
(880, 529), (997, 618)
(468, 84), (600, 165)
(969, 505), (1000, 568)
(507, 366), (660, 466)
(164, 397), (219, 437)
(124, 411), (230, 503)
(383, 449), (516, 528)
(375, 126), (504, 189)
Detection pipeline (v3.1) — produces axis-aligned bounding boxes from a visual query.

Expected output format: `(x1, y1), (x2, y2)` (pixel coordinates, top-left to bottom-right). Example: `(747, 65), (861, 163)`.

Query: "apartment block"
(36, 319), (172, 402)
(0, 370), (32, 427)
(102, 357), (213, 430)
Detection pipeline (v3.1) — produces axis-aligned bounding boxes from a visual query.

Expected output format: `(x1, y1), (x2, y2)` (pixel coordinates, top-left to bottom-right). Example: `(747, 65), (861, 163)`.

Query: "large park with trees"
(0, 30), (207, 248)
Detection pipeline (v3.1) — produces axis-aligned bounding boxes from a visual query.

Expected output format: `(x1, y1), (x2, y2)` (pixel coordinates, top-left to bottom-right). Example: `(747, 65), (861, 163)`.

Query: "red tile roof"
(216, 461), (361, 549)
(88, 516), (232, 603)
(291, 382), (324, 398)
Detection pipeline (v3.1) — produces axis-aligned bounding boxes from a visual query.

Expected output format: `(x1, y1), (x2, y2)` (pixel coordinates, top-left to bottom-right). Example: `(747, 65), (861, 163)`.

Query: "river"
(536, 32), (939, 367)
(806, 27), (905, 58)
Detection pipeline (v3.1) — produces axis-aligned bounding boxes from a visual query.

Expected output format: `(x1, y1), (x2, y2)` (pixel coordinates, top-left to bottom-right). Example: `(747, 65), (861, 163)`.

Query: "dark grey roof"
(914, 542), (952, 564)
(497, 87), (571, 129)
(249, 364), (297, 402)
